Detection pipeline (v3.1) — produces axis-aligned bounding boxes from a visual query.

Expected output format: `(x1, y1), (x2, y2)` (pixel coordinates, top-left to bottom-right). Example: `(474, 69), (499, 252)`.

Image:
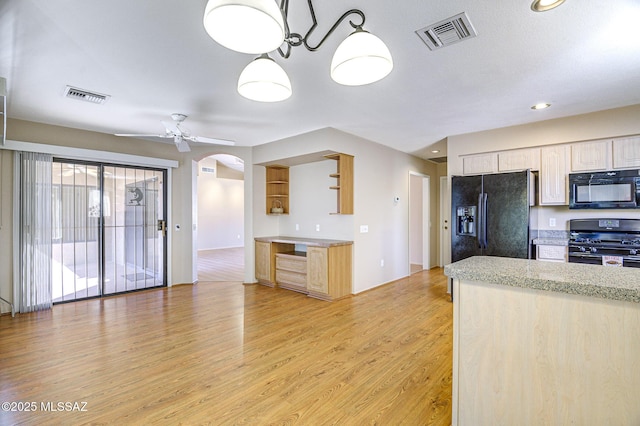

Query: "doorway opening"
(51, 160), (167, 303)
(409, 172), (430, 274)
(196, 154), (245, 282)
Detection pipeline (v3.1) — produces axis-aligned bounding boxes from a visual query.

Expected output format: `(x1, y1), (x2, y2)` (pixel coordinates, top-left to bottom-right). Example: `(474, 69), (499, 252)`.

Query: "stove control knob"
(579, 246), (586, 252)
(631, 249), (638, 256)
(591, 247), (597, 253)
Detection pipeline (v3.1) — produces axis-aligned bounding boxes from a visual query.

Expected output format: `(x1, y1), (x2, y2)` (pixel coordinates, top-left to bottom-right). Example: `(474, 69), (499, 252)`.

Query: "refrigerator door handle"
(483, 193), (488, 249)
(477, 193), (484, 249)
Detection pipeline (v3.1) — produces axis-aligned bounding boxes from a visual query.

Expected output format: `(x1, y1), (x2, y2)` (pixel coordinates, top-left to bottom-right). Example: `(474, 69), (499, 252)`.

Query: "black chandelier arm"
(275, 0), (366, 58)
(302, 7), (365, 52)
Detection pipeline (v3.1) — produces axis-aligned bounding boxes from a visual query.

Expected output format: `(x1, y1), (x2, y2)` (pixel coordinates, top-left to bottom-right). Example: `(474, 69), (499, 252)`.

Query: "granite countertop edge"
(444, 256), (640, 303)
(255, 236), (353, 247)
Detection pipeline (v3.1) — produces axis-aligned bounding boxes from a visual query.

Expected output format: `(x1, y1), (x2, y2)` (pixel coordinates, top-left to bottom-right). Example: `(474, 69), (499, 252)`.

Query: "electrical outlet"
(316, 224), (320, 232)
(549, 218), (556, 227)
(295, 224), (299, 231)
(380, 259), (384, 267)
(360, 225), (369, 233)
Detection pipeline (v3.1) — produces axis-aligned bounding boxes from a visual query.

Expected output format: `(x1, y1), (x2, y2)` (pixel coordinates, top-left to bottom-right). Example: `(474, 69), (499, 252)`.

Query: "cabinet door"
(255, 241), (271, 282)
(571, 140), (611, 171)
(307, 247), (328, 294)
(498, 148), (541, 172)
(613, 137), (640, 169)
(462, 153), (498, 175)
(539, 145), (568, 205)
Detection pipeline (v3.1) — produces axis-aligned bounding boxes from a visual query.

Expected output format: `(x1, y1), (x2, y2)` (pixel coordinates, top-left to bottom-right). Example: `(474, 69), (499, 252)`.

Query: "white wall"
(196, 157), (244, 250)
(447, 104), (640, 238)
(253, 128), (433, 294)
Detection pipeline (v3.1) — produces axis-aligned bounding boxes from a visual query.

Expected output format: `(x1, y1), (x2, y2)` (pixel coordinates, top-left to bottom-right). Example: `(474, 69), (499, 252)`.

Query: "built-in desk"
(254, 236), (353, 301)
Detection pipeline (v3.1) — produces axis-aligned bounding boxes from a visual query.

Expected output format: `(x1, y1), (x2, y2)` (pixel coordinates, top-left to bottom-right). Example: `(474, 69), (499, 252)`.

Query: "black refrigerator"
(451, 170), (533, 262)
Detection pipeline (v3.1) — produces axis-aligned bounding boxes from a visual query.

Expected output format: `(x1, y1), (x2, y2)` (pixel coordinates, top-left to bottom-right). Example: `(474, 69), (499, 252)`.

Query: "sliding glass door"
(51, 161), (166, 303)
(103, 166), (165, 295)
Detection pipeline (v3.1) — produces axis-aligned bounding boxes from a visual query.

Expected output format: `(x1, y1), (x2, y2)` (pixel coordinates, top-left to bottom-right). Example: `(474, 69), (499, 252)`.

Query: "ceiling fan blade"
(115, 133), (171, 138)
(190, 136), (236, 146)
(174, 137), (191, 153)
(161, 120), (181, 135)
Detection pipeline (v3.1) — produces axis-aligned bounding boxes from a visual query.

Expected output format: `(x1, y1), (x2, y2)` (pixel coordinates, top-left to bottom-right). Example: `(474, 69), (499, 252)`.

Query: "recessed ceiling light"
(531, 103), (551, 110)
(431, 150), (440, 153)
(531, 0), (565, 12)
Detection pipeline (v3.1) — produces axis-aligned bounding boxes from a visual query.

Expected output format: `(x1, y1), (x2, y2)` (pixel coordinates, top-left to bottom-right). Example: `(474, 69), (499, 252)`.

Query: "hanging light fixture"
(531, 0), (566, 12)
(237, 54), (292, 102)
(203, 0), (286, 54)
(331, 28), (393, 86)
(203, 0), (393, 101)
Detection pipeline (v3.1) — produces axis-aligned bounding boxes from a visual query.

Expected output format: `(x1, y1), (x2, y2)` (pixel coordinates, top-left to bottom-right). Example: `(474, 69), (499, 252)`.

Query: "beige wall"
(1, 120), (437, 312)
(252, 128), (438, 293)
(0, 118), (254, 313)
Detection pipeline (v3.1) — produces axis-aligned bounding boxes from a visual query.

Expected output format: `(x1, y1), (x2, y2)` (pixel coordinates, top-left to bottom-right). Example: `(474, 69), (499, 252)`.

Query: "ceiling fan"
(115, 113), (235, 152)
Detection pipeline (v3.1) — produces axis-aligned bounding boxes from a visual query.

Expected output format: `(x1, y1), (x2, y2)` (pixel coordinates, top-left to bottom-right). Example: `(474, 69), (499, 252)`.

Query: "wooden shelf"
(324, 153), (353, 215)
(265, 166), (289, 215)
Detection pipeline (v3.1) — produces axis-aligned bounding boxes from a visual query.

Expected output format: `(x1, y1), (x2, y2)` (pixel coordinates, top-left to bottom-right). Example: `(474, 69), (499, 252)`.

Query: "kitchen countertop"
(444, 256), (640, 303)
(255, 236), (353, 247)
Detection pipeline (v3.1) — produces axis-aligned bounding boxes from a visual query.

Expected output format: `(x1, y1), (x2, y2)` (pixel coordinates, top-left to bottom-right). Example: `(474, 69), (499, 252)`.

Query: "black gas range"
(569, 219), (640, 268)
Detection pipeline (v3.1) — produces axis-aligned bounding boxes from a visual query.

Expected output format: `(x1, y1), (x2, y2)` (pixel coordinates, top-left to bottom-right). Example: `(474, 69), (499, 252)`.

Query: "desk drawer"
(275, 255), (307, 273)
(276, 269), (307, 286)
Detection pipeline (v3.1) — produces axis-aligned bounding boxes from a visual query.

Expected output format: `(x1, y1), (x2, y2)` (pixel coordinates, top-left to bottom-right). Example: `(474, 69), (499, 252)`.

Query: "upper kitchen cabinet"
(571, 140), (612, 171)
(462, 153), (498, 175)
(498, 148), (541, 172)
(612, 136), (640, 169)
(539, 145), (569, 205)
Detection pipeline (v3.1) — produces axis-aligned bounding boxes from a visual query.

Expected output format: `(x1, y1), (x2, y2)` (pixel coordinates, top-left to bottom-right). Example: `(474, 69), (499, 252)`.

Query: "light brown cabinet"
(254, 237), (352, 301)
(307, 245), (352, 301)
(324, 153), (354, 214)
(275, 252), (307, 293)
(255, 241), (273, 285)
(265, 165), (289, 215)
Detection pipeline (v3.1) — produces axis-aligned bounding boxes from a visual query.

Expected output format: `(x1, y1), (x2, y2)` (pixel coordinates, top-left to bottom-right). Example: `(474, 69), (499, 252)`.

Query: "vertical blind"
(19, 151), (53, 312)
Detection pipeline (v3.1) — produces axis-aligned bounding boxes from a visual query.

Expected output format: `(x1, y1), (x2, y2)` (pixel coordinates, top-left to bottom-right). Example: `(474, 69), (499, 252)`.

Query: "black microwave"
(569, 169), (640, 209)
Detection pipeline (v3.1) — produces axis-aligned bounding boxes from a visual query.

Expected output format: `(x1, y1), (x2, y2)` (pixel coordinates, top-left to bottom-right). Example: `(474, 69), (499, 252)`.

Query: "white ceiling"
(1, 0), (640, 160)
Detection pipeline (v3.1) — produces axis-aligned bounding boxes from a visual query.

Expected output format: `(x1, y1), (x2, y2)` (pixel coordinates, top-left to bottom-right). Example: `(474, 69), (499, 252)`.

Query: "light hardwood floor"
(198, 247), (245, 282)
(0, 269), (453, 425)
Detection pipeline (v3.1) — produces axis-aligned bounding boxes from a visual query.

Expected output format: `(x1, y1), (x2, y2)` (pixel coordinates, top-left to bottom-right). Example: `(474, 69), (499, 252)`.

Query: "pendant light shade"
(203, 0), (285, 54)
(238, 55), (292, 102)
(330, 29), (393, 86)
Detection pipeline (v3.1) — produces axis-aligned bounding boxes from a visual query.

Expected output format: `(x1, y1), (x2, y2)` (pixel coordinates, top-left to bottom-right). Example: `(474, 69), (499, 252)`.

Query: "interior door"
(482, 171), (530, 259)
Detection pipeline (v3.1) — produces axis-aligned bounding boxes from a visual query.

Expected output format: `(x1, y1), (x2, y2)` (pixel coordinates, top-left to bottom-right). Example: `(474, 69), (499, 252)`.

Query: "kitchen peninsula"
(445, 256), (640, 425)
(254, 236), (353, 301)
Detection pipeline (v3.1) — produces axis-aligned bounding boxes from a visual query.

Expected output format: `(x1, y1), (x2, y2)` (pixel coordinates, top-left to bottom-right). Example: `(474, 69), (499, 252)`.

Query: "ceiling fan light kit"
(203, 0), (393, 102)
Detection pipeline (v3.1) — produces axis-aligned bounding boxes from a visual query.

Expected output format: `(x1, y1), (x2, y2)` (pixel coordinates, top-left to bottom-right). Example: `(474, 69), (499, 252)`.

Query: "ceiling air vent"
(415, 12), (477, 51)
(64, 86), (110, 104)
